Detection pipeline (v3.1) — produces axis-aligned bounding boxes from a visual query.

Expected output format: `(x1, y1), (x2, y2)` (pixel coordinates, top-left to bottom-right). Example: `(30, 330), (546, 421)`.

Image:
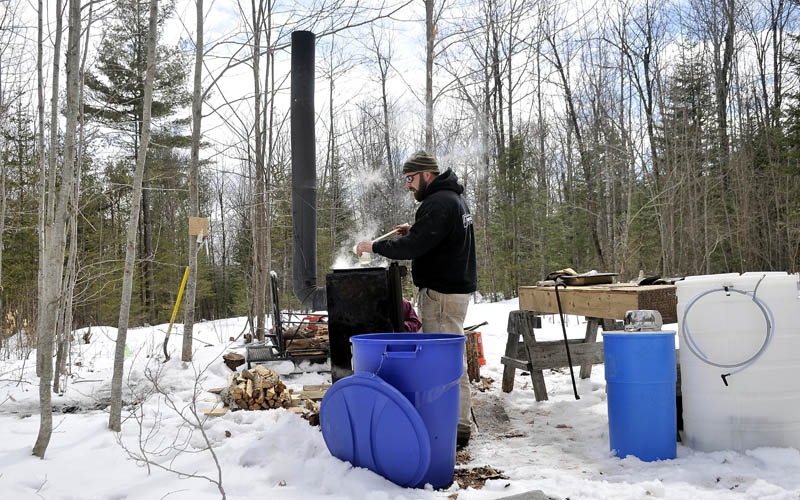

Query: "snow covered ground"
(1, 298), (799, 499)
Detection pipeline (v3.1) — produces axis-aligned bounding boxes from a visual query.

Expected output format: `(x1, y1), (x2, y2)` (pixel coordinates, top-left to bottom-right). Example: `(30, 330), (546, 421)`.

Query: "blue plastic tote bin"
(602, 331), (677, 461)
(320, 333), (465, 489)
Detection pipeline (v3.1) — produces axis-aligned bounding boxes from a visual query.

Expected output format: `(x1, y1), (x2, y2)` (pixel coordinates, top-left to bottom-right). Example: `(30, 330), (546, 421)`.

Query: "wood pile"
(223, 365), (292, 410)
(281, 322), (329, 355)
(209, 378), (326, 426)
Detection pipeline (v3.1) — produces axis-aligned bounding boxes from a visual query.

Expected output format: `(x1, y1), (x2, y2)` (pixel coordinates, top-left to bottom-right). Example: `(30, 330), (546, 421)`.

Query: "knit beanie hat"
(402, 150), (440, 175)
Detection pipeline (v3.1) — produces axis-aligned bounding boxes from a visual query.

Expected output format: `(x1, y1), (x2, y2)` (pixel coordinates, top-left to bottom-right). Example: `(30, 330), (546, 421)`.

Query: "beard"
(413, 176), (429, 202)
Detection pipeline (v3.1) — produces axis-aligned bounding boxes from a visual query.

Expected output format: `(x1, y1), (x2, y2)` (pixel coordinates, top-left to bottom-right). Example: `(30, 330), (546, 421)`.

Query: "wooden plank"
(579, 318), (600, 379)
(297, 390), (326, 401)
(502, 311), (548, 397)
(207, 387), (225, 394)
(288, 350), (327, 357)
(502, 345), (605, 372)
(519, 284), (677, 323)
(500, 356), (530, 371)
(517, 311), (549, 401)
(501, 323), (520, 393)
(302, 384), (331, 392)
(528, 342), (604, 371)
(204, 406), (228, 417)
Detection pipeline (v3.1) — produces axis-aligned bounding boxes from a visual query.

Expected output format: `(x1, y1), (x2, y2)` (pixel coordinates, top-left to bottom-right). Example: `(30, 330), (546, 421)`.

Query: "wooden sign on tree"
(188, 216), (208, 236)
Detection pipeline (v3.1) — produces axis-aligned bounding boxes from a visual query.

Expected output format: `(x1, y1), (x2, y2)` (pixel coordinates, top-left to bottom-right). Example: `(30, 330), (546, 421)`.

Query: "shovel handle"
(465, 321), (488, 332)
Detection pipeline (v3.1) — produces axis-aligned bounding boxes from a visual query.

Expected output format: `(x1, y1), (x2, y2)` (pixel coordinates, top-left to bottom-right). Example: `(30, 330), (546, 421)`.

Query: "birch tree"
(33, 0), (82, 458)
(36, 0), (63, 378)
(181, 0), (204, 361)
(425, 0), (447, 150)
(54, 1), (94, 394)
(109, 0), (159, 432)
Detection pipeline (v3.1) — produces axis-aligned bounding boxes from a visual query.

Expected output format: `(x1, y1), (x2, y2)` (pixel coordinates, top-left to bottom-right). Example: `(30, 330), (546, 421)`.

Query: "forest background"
(0, 0), (799, 353)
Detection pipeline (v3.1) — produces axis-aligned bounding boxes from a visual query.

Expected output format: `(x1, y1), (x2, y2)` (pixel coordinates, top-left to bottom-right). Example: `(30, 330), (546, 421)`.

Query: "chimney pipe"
(291, 31), (326, 310)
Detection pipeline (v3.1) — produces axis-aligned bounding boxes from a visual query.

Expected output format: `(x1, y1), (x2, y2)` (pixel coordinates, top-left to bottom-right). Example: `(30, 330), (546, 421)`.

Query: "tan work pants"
(418, 288), (472, 434)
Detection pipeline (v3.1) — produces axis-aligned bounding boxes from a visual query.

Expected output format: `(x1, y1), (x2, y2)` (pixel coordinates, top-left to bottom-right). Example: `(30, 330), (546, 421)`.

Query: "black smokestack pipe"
(291, 31), (326, 310)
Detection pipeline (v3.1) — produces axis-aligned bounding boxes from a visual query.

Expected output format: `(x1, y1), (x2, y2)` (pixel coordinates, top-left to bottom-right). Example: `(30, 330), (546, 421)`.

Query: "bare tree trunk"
(36, 0), (46, 368)
(33, 0), (82, 458)
(37, 0), (63, 378)
(425, 0), (435, 150)
(263, 6), (273, 328)
(142, 188), (155, 323)
(371, 27), (397, 216)
(546, 32), (606, 267)
(250, 0), (267, 341)
(181, 0), (204, 362)
(326, 39), (337, 256)
(0, 51), (7, 334)
(109, 0), (159, 433)
(54, 198), (78, 395)
(54, 3), (92, 394)
(216, 178), (228, 317)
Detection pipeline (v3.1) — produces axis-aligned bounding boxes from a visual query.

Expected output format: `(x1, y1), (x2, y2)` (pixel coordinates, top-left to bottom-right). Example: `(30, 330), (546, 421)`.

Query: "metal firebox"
(326, 263), (404, 382)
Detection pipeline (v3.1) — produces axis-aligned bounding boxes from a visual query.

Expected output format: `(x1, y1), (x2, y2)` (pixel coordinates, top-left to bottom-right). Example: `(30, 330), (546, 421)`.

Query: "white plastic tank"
(677, 272), (800, 452)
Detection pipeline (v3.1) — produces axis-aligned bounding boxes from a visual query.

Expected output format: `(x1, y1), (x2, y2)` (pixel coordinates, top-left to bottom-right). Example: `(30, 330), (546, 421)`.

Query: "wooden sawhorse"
(500, 310), (619, 401)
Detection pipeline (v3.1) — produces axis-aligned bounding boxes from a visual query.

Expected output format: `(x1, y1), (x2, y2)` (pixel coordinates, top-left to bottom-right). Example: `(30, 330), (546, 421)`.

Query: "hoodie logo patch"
(462, 213), (473, 228)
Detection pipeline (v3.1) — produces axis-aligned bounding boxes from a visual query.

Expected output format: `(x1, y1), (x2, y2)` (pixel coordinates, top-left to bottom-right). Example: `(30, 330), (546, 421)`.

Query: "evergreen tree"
(1, 104), (40, 328)
(654, 52), (719, 274)
(84, 0), (191, 324)
(784, 33), (800, 172)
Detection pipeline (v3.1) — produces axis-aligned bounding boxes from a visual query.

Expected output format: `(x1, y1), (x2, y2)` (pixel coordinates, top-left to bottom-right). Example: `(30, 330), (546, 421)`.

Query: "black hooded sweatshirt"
(373, 169), (477, 294)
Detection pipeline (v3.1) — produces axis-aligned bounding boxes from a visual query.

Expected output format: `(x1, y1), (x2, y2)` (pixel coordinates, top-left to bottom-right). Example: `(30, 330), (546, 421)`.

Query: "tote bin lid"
(320, 372), (431, 487)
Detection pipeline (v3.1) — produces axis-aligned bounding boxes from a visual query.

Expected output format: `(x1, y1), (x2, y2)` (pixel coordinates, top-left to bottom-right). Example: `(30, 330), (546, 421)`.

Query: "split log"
(302, 384), (331, 392)
(204, 407), (228, 417)
(223, 353), (245, 371)
(284, 335), (329, 352)
(466, 331), (480, 382)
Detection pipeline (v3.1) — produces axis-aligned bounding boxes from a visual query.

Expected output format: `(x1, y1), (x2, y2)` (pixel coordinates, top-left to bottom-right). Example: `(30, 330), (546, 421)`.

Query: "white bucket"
(677, 272), (800, 452)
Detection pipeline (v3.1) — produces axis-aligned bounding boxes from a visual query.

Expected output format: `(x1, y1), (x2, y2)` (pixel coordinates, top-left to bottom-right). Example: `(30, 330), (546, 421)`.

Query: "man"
(356, 150), (477, 447)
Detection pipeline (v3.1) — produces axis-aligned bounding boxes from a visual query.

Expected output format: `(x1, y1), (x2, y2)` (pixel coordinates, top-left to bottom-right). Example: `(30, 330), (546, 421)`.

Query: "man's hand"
(355, 241), (373, 256)
(394, 223), (411, 236)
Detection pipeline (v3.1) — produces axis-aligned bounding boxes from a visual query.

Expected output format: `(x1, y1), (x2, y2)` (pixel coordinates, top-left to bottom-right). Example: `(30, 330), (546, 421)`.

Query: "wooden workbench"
(501, 284), (677, 401)
(519, 283), (677, 323)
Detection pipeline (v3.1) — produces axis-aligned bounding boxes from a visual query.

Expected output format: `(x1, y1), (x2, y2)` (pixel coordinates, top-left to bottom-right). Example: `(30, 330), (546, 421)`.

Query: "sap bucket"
(602, 329), (677, 461)
(320, 333), (465, 489)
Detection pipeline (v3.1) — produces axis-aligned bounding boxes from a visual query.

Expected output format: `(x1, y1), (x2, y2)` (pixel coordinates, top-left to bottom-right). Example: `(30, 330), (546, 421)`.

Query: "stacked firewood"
(282, 322), (329, 354)
(224, 365), (292, 410)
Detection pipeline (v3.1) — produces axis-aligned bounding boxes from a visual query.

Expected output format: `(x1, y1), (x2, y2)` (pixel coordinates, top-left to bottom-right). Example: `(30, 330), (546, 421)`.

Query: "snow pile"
(1, 299), (799, 499)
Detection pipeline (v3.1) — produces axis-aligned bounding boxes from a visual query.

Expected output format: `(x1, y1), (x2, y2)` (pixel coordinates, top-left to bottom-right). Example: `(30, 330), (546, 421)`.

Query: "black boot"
(456, 427), (470, 448)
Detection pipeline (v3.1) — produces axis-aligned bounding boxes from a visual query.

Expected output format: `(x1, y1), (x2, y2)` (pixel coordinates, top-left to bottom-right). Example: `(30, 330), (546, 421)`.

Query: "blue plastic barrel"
(351, 333), (465, 488)
(602, 331), (677, 461)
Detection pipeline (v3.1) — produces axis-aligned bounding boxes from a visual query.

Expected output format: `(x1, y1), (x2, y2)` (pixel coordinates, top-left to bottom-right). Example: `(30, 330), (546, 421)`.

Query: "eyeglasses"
(404, 172), (422, 184)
